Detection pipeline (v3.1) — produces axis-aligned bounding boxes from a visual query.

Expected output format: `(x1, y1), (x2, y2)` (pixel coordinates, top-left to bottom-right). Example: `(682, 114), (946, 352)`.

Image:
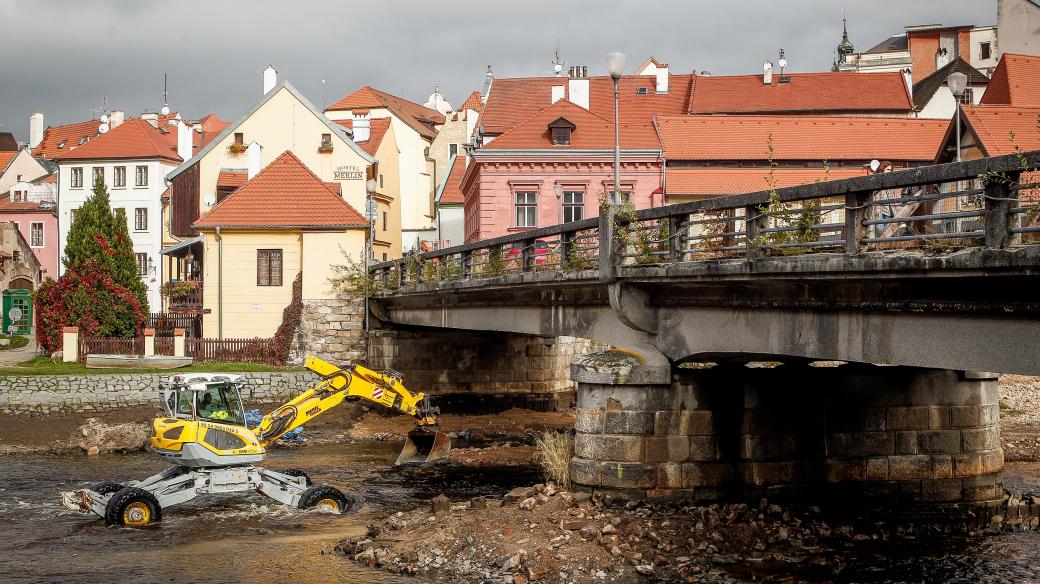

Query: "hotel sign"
(334, 165), (364, 180)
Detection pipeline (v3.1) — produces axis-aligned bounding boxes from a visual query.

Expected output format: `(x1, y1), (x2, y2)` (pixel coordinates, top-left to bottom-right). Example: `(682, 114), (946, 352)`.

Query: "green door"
(2, 289), (32, 335)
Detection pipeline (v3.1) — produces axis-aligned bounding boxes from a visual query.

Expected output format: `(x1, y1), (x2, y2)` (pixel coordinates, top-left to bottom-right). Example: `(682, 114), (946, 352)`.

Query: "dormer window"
(57, 140), (67, 149)
(548, 116), (576, 146)
(636, 87), (649, 95)
(79, 136), (88, 145)
(318, 133), (333, 153)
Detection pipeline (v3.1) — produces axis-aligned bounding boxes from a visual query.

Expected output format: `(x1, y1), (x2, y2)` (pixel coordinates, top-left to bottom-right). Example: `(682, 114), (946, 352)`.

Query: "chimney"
(763, 61), (774, 85)
(568, 77), (590, 109)
(109, 110), (125, 129)
(176, 121), (193, 161)
(141, 112), (159, 128)
(352, 111), (371, 142)
(263, 65), (277, 95)
(29, 112), (43, 149)
(551, 85), (565, 103)
(655, 65), (669, 93)
(246, 142), (263, 180)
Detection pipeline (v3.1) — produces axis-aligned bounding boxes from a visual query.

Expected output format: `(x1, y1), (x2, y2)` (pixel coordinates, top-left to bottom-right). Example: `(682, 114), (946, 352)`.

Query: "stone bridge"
(369, 152), (1040, 506)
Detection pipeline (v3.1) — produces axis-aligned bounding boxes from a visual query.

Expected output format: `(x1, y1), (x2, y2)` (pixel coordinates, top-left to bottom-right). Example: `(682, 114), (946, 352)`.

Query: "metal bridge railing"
(370, 151), (1040, 292)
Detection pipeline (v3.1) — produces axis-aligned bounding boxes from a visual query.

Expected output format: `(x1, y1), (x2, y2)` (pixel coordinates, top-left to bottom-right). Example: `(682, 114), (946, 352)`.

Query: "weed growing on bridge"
(437, 256), (463, 281)
(329, 248), (381, 298)
(478, 246), (507, 278)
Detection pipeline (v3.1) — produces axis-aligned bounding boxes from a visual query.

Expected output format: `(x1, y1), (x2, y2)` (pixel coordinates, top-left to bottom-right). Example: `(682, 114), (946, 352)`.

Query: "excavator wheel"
(90, 481), (126, 495)
(279, 468), (312, 487)
(104, 487), (162, 527)
(298, 485), (360, 514)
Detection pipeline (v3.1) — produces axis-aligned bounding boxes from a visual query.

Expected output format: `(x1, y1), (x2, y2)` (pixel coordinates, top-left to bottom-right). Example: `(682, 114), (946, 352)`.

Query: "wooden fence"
(148, 313), (203, 339)
(77, 335), (280, 365)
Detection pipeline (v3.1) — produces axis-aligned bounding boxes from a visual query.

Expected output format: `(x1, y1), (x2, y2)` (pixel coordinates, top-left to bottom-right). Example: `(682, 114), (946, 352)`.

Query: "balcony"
(163, 279), (203, 310)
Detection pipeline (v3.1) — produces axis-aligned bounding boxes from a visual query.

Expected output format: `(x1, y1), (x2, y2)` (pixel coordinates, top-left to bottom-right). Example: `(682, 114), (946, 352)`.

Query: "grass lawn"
(0, 334), (30, 350)
(0, 356), (306, 376)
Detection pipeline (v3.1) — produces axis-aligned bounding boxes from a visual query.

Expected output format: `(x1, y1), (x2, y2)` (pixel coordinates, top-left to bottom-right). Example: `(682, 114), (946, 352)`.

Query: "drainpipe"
(215, 226), (223, 340)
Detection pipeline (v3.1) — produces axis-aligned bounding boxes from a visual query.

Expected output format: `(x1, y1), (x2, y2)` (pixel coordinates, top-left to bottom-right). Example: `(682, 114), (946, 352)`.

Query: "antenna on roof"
(161, 74), (170, 116)
(552, 24), (566, 77)
(777, 49), (791, 83)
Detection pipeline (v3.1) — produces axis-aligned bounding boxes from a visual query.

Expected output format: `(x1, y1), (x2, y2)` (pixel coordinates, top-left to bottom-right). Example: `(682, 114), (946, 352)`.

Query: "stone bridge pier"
(570, 351), (1003, 505)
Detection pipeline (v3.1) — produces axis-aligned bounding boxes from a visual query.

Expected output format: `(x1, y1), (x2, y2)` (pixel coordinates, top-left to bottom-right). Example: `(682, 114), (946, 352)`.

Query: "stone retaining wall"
(291, 296), (367, 366)
(0, 371), (319, 415)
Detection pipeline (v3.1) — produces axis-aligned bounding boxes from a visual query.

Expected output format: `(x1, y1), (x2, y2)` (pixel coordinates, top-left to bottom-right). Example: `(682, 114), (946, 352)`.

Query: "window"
(551, 127), (571, 145)
(379, 174), (383, 188)
(135, 165), (148, 187)
(321, 133), (332, 148)
(12, 250), (20, 263)
(136, 253), (149, 276)
(563, 190), (585, 222)
(449, 143), (458, 157)
(234, 132), (244, 145)
(93, 167), (104, 184)
(15, 174), (21, 181)
(70, 208), (78, 223)
(114, 166), (126, 187)
(959, 87), (975, 104)
(382, 253), (387, 261)
(981, 42), (991, 61)
(70, 167), (83, 188)
(135, 208), (148, 231)
(30, 222), (43, 248)
(515, 191), (537, 227)
(608, 190), (632, 205)
(382, 211), (388, 231)
(257, 249), (283, 286)
(12, 190), (24, 202)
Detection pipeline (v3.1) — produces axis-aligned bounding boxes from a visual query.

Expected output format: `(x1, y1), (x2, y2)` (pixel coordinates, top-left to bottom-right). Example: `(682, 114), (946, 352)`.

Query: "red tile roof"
(0, 151), (17, 175)
(438, 155), (466, 205)
(217, 170), (247, 188)
(656, 114), (947, 161)
(459, 91), (483, 112)
(198, 113), (231, 147)
(327, 86), (444, 139)
(194, 150), (367, 229)
(333, 118), (392, 156)
(31, 119), (101, 159)
(980, 53), (1040, 106)
(687, 71), (913, 114)
(962, 105), (1040, 156)
(480, 74), (694, 135)
(54, 118), (182, 163)
(485, 100), (661, 151)
(667, 167), (868, 196)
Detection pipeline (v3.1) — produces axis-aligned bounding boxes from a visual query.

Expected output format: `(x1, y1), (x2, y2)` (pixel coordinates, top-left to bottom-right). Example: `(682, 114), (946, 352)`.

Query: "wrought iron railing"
(370, 151), (1040, 291)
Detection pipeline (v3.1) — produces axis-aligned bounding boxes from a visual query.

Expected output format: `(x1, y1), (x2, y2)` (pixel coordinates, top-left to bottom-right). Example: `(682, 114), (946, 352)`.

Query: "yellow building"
(193, 151), (368, 339)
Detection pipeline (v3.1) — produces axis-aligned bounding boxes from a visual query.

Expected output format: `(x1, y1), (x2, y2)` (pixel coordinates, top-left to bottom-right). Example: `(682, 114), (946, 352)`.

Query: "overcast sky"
(0, 0), (995, 142)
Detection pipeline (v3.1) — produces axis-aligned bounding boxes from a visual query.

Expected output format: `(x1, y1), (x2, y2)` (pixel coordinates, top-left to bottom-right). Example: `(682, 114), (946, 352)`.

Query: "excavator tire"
(279, 468), (312, 487)
(298, 485), (358, 514)
(90, 481), (125, 495)
(104, 487), (162, 527)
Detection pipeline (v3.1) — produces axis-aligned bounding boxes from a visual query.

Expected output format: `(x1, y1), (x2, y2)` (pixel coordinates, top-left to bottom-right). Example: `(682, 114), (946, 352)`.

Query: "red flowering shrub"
(33, 261), (146, 353)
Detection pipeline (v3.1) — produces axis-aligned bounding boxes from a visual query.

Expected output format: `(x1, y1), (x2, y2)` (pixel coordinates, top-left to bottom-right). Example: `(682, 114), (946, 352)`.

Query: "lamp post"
(605, 52), (626, 204)
(948, 71), (968, 162)
(553, 183), (564, 224)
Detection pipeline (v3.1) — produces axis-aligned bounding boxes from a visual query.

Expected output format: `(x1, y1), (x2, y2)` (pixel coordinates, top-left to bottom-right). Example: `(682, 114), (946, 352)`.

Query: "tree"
(62, 176), (148, 311)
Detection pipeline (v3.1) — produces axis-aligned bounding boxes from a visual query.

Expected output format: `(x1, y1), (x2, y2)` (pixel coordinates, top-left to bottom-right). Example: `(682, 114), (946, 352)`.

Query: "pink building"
(0, 174), (59, 281)
(461, 100), (663, 242)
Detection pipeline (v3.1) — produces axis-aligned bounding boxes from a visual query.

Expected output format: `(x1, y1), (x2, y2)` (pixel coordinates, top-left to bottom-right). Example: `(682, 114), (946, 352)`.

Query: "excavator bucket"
(396, 429), (451, 465)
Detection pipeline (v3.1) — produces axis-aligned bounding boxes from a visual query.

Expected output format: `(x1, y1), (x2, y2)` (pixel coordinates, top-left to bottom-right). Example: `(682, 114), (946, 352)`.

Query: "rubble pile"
(76, 417), (150, 455)
(338, 481), (1040, 583)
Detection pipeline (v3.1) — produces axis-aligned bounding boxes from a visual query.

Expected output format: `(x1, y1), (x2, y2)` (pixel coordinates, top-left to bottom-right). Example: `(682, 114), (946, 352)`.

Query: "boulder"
(77, 418), (150, 453)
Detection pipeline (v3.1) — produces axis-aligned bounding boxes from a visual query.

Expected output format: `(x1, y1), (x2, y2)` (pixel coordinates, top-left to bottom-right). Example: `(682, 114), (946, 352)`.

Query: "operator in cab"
(198, 391), (230, 421)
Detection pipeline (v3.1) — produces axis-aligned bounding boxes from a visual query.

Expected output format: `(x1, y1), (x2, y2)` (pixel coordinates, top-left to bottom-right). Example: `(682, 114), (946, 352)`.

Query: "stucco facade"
(998, 0), (1040, 57)
(461, 155), (663, 242)
(0, 221), (42, 291)
(0, 207), (57, 279)
(368, 123), (403, 261)
(0, 150), (48, 196)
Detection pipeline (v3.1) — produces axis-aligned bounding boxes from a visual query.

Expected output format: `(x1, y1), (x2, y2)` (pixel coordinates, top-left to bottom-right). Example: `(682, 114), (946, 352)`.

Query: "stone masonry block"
(604, 410), (654, 435)
(865, 457), (890, 480)
(888, 455), (933, 480)
(952, 453), (983, 478)
(688, 436), (719, 461)
(931, 455), (953, 479)
(570, 457), (601, 487)
(740, 434), (797, 461)
(855, 432), (896, 456)
(742, 461), (799, 486)
(949, 405), (983, 428)
(574, 434), (599, 460)
(825, 459), (867, 482)
(894, 432), (918, 455)
(863, 408), (887, 431)
(920, 478), (965, 502)
(961, 427), (1000, 452)
(575, 409), (605, 434)
(682, 462), (732, 488)
(595, 435), (644, 463)
(826, 433), (853, 458)
(980, 448), (1004, 474)
(656, 462), (684, 489)
(887, 406), (949, 431)
(917, 430), (962, 454)
(598, 461), (657, 489)
(644, 436), (690, 464)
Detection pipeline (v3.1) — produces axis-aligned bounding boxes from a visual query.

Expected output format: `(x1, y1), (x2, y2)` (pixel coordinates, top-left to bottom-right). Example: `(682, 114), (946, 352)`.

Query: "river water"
(0, 445), (1036, 584)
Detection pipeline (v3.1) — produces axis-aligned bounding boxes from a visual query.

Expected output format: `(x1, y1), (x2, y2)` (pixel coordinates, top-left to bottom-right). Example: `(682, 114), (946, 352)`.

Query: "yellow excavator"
(61, 356), (450, 526)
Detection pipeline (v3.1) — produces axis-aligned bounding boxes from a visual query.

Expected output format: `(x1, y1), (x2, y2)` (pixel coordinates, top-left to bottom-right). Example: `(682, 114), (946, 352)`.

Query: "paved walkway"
(0, 338), (40, 366)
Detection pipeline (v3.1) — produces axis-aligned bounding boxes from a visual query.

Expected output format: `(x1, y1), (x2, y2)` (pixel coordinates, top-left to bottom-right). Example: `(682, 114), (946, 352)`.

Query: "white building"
(55, 116), (190, 309)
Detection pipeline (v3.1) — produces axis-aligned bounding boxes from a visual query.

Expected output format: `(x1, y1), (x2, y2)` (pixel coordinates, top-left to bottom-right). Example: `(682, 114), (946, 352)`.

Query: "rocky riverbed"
(339, 481), (1040, 583)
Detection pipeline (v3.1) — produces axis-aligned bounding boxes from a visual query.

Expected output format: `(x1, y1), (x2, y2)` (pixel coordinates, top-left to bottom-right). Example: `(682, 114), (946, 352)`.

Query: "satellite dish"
(160, 105), (170, 116)
(100, 114), (109, 123)
(203, 193), (215, 206)
(778, 57), (788, 69)
(98, 123), (110, 134)
(869, 159), (881, 172)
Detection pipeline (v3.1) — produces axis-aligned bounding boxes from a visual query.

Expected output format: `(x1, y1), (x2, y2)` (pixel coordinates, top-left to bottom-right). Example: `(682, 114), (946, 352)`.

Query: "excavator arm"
(253, 356), (449, 464)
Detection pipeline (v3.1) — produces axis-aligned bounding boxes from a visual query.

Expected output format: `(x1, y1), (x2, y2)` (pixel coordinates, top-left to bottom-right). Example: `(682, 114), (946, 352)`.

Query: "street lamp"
(948, 71), (968, 162)
(605, 52), (626, 204)
(553, 183), (564, 224)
